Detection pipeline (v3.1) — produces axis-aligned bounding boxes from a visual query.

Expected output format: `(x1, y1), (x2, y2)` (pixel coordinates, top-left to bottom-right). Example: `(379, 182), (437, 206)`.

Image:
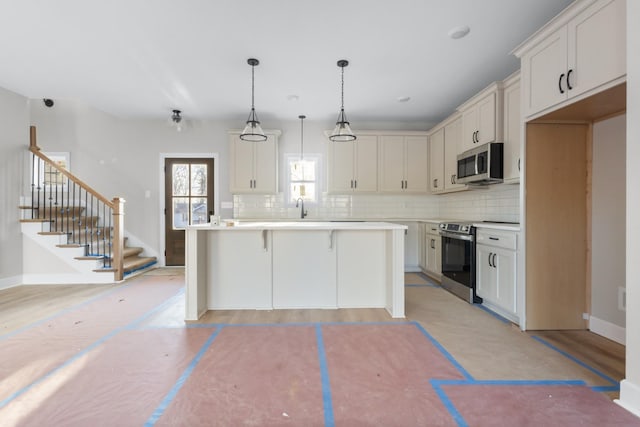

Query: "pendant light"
(299, 114), (306, 160)
(170, 109), (183, 132)
(240, 58), (267, 142)
(329, 59), (356, 142)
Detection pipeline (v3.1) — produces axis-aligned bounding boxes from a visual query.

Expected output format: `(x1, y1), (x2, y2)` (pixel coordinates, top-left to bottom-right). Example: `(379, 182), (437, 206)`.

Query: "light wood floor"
(0, 269), (625, 400)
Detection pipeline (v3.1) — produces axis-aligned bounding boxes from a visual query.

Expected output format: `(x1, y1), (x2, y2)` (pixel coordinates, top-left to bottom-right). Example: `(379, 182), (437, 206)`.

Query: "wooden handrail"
(29, 126), (114, 208)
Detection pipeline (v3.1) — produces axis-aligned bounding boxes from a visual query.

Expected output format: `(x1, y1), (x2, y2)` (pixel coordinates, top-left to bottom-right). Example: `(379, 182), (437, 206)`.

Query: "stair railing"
(28, 126), (125, 281)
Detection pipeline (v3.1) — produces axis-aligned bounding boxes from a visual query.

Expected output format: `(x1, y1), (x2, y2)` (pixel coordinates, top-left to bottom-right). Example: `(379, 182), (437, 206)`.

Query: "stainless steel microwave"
(456, 142), (504, 185)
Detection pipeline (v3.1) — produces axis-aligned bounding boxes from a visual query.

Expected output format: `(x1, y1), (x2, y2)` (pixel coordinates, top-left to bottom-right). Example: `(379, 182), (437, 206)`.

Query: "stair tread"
(123, 256), (157, 272)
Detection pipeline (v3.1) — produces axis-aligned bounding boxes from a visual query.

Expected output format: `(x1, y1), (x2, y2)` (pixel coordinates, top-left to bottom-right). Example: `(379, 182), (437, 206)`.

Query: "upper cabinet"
(327, 135), (378, 193)
(229, 131), (280, 194)
(379, 135), (429, 193)
(428, 128), (444, 193)
(515, 0), (626, 119)
(457, 83), (504, 153)
(502, 71), (521, 183)
(443, 116), (466, 191)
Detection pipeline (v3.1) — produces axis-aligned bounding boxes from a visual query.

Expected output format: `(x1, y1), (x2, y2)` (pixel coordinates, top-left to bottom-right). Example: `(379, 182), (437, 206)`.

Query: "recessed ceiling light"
(448, 25), (470, 39)
(287, 94), (300, 102)
(396, 96), (411, 103)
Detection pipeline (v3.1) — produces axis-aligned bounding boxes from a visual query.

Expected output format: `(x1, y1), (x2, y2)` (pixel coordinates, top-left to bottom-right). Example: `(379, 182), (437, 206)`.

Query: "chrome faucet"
(295, 198), (308, 219)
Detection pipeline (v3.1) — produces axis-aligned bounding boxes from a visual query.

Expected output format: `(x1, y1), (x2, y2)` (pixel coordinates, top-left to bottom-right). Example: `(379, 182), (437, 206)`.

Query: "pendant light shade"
(240, 58), (267, 142)
(299, 114), (306, 160)
(329, 59), (356, 142)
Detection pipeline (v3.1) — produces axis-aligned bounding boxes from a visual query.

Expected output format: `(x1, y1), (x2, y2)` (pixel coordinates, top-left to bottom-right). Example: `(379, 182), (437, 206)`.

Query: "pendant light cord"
(251, 63), (255, 110)
(340, 65), (345, 110)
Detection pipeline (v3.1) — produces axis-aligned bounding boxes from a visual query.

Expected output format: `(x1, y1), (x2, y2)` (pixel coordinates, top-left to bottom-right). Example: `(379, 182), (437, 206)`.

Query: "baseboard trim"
(616, 379), (640, 418)
(0, 275), (22, 290)
(589, 315), (626, 345)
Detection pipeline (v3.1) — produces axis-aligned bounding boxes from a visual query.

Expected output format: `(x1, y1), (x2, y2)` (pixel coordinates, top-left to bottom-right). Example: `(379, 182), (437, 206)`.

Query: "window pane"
(290, 160), (316, 181)
(172, 198), (189, 229)
(191, 164), (207, 196)
(290, 183), (316, 203)
(172, 164), (189, 196)
(290, 160), (304, 181)
(191, 198), (208, 225)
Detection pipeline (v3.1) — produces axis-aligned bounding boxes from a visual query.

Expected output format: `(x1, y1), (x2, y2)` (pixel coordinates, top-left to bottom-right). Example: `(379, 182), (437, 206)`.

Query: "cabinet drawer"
(476, 229), (517, 250)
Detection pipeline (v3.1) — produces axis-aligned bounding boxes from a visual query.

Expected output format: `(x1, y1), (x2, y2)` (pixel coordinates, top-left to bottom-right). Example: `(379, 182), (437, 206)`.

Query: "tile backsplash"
(234, 183), (520, 223)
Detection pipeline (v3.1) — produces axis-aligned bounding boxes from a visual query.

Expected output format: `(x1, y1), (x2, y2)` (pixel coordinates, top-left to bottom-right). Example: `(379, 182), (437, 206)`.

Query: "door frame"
(159, 152), (219, 267)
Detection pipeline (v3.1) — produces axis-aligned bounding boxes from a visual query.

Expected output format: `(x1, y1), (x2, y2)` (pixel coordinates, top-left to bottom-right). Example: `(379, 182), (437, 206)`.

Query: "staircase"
(20, 126), (157, 284)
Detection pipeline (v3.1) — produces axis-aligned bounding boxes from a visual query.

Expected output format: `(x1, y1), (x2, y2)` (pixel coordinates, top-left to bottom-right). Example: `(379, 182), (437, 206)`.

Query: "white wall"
(591, 114), (626, 336)
(618, 0), (640, 416)
(0, 87), (29, 288)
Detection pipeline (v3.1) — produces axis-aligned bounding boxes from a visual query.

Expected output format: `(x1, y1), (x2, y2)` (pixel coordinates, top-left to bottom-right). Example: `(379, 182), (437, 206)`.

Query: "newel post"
(112, 197), (126, 281)
(29, 125), (39, 151)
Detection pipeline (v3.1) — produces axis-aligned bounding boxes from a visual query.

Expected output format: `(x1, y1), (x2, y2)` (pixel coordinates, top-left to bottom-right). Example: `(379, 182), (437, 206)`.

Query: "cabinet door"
(475, 244), (497, 301)
(405, 136), (429, 193)
(272, 230), (337, 308)
(494, 247), (517, 314)
(476, 93), (496, 144)
(328, 140), (355, 193)
(503, 80), (521, 182)
(208, 230), (272, 309)
(433, 235), (442, 276)
(378, 136), (406, 192)
(252, 135), (277, 193)
(567, 0), (626, 99)
(230, 136), (256, 192)
(418, 224), (427, 270)
(444, 117), (465, 190)
(521, 27), (568, 117)
(353, 135), (378, 192)
(429, 129), (444, 192)
(461, 107), (479, 152)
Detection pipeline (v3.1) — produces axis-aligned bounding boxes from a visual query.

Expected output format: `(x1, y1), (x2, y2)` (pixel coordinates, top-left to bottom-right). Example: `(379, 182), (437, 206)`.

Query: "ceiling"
(0, 0), (573, 127)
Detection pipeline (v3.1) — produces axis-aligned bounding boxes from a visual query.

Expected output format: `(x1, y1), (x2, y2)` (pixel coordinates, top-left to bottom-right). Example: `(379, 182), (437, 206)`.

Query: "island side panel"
(207, 230), (272, 310)
(336, 230), (386, 308)
(185, 228), (208, 320)
(385, 228), (406, 318)
(272, 230), (338, 309)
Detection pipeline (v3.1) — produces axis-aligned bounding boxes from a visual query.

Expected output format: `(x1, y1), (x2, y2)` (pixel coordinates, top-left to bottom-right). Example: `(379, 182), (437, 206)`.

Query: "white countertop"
(189, 221), (407, 231)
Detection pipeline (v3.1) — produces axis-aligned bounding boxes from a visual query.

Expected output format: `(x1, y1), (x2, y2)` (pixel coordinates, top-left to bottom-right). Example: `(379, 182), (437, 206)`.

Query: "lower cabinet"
(476, 229), (517, 320)
(422, 223), (441, 280)
(272, 230), (337, 308)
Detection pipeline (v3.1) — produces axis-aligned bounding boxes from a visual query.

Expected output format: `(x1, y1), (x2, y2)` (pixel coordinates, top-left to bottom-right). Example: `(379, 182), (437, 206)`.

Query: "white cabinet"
(458, 84), (503, 153)
(207, 230), (272, 309)
(443, 116), (466, 191)
(229, 131), (279, 193)
(272, 230), (337, 308)
(429, 128), (445, 193)
(423, 223), (441, 280)
(517, 0), (626, 118)
(379, 135), (429, 193)
(502, 72), (521, 183)
(327, 135), (377, 193)
(476, 229), (517, 321)
(418, 223), (427, 270)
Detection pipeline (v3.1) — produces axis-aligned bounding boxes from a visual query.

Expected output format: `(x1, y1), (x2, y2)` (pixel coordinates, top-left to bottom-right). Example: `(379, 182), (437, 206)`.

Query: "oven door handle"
(439, 231), (474, 242)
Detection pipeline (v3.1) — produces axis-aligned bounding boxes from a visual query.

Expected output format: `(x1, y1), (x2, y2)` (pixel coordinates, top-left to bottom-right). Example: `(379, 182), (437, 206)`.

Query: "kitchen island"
(185, 221), (407, 320)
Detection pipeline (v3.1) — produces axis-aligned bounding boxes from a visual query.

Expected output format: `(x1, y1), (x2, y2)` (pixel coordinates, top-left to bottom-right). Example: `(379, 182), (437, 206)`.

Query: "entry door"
(165, 158), (215, 266)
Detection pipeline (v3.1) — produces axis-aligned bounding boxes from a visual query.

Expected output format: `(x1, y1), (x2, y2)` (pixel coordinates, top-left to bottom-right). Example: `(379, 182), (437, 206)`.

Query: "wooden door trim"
(158, 153), (219, 267)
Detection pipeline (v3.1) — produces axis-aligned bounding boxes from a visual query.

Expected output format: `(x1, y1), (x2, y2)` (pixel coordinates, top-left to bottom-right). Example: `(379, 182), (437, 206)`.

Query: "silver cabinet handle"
(328, 230), (334, 249)
(262, 230), (268, 251)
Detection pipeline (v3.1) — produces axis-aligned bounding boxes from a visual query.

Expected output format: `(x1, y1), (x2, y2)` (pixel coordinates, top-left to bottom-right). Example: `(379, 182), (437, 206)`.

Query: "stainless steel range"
(439, 222), (482, 304)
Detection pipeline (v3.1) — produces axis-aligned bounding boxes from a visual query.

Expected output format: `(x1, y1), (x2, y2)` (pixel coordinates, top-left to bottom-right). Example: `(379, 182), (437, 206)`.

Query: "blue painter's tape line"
(0, 287), (185, 410)
(531, 335), (619, 386)
(144, 326), (223, 426)
(430, 379), (469, 427)
(591, 384), (620, 392)
(0, 280), (137, 341)
(315, 324), (335, 427)
(411, 321), (474, 381)
(185, 321), (413, 329)
(475, 304), (511, 324)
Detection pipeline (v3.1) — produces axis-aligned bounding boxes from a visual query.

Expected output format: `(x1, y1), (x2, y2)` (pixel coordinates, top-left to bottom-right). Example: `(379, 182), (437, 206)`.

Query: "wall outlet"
(619, 287), (626, 311)
(582, 312), (590, 320)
